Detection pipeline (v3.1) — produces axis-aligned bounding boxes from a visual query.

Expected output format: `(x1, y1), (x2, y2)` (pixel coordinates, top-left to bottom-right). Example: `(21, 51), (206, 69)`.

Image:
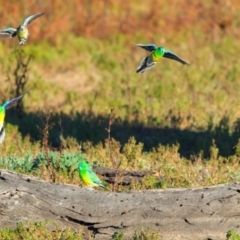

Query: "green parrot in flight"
(135, 43), (190, 73)
(0, 95), (23, 144)
(0, 12), (45, 44)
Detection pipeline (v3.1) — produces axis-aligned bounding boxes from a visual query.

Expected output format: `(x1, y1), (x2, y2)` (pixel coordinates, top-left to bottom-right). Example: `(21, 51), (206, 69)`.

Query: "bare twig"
(105, 108), (115, 167)
(36, 112), (56, 182)
(104, 109), (125, 191)
(1, 49), (32, 119)
(7, 49), (32, 118)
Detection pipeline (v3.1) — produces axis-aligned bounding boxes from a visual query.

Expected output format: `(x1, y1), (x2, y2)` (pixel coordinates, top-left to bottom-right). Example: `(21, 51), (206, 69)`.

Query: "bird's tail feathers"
(19, 38), (27, 45)
(100, 183), (107, 189)
(93, 180), (107, 189)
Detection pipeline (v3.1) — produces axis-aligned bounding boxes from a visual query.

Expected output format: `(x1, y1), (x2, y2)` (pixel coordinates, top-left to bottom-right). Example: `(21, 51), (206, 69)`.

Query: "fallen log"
(0, 169), (240, 240)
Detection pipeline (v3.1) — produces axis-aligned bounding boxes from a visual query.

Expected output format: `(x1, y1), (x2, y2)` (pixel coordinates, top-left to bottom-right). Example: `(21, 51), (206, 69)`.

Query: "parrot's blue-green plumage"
(0, 12), (45, 44)
(135, 43), (190, 73)
(0, 95), (23, 144)
(78, 161), (105, 188)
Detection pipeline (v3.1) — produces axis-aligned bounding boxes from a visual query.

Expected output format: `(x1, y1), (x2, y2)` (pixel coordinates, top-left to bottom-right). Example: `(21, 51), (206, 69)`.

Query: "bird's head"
(78, 161), (89, 171)
(18, 26), (25, 32)
(156, 47), (165, 56)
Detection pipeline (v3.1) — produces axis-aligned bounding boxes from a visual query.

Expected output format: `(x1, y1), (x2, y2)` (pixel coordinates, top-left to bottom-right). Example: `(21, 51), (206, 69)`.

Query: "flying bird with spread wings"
(135, 43), (190, 73)
(0, 12), (45, 44)
(0, 95), (23, 143)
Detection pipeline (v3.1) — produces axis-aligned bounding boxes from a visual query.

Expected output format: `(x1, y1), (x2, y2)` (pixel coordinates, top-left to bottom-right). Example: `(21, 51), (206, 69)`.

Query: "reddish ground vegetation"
(0, 0), (239, 43)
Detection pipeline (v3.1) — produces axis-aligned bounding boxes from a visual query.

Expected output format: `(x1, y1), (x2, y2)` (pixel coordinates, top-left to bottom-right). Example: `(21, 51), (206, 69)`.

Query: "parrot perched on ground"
(0, 95), (23, 143)
(0, 12), (45, 45)
(78, 161), (105, 188)
(135, 43), (190, 73)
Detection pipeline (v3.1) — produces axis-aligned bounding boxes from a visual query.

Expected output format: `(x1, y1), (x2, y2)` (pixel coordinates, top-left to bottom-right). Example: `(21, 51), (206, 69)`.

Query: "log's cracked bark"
(0, 169), (240, 240)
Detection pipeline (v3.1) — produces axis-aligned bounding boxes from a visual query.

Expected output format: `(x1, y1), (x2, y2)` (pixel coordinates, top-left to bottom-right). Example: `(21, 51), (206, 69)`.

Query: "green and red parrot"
(135, 43), (190, 73)
(0, 95), (23, 143)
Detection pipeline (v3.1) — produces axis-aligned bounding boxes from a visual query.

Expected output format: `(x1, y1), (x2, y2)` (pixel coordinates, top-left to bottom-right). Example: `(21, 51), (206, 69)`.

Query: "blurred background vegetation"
(1, 1), (240, 238)
(0, 0), (240, 190)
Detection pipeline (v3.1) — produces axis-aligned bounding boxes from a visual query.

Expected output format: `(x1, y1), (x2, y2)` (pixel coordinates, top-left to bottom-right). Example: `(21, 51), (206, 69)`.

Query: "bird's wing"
(22, 12), (45, 26)
(136, 56), (156, 73)
(135, 43), (158, 52)
(0, 32), (12, 38)
(3, 95), (23, 109)
(0, 28), (17, 38)
(87, 168), (104, 187)
(163, 51), (190, 65)
(88, 168), (100, 181)
(136, 56), (148, 73)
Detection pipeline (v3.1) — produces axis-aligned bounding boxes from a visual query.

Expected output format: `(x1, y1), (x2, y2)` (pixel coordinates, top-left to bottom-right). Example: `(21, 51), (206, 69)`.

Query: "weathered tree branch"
(94, 166), (153, 185)
(0, 169), (240, 240)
